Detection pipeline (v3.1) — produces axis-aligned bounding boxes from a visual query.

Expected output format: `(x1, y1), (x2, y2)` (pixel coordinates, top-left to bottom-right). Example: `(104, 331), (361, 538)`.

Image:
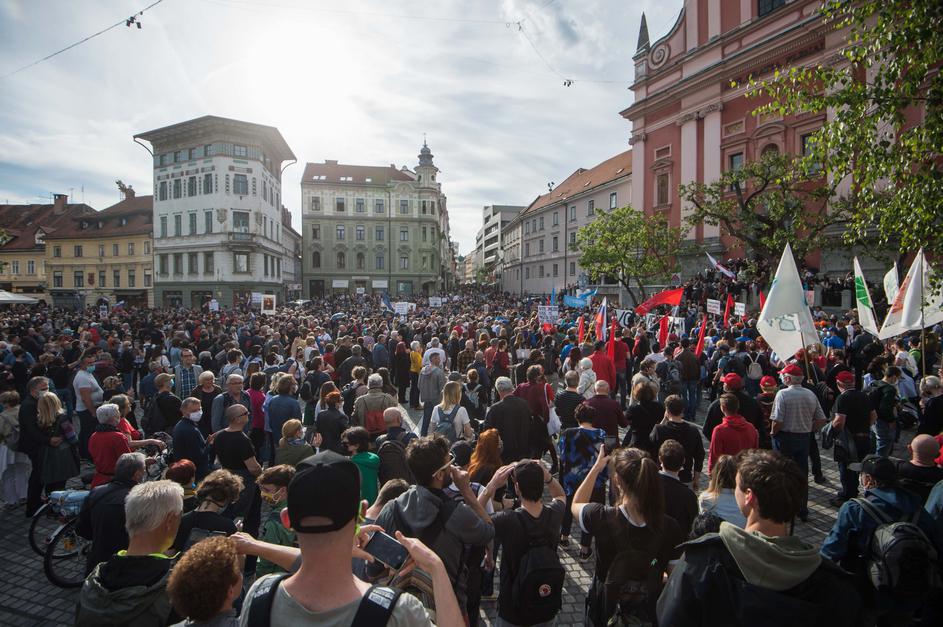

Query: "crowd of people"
(0, 285), (941, 626)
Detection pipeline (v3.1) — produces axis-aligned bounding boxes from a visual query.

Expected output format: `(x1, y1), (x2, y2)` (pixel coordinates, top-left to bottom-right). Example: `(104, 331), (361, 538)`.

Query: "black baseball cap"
(849, 454), (897, 483)
(288, 451), (361, 534)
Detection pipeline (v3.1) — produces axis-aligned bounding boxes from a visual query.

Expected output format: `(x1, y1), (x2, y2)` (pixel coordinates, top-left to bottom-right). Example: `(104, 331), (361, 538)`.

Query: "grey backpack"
(854, 498), (940, 598)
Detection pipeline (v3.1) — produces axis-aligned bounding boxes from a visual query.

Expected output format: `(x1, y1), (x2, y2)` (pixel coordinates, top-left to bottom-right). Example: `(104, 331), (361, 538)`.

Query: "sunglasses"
(435, 452), (456, 475)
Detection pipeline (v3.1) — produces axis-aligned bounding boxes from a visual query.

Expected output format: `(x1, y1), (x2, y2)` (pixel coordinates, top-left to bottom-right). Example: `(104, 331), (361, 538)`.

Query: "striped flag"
(595, 297), (609, 341)
(706, 252), (736, 279)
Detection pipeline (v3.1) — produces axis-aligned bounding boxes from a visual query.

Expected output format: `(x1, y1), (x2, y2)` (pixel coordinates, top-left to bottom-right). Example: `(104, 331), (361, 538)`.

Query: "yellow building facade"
(45, 191), (155, 309)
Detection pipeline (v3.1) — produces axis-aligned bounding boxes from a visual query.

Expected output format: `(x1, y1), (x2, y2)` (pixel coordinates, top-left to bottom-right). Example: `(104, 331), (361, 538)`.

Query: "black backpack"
(509, 509), (565, 623)
(377, 434), (415, 485)
(591, 523), (661, 626)
(855, 498), (941, 599)
(341, 381), (359, 416)
(246, 574), (403, 626)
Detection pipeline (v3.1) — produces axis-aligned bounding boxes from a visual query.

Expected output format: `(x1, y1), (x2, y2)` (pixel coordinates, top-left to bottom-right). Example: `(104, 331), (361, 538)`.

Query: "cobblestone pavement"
(0, 398), (915, 626)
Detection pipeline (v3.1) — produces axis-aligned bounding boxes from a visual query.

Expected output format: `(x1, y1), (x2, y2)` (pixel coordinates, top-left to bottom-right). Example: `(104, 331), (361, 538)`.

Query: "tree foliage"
(575, 206), (687, 304)
(678, 151), (846, 265)
(748, 0), (943, 259)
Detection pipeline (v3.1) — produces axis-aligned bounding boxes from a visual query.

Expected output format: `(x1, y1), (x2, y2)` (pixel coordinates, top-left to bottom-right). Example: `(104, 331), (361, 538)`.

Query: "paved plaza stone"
(0, 398), (916, 626)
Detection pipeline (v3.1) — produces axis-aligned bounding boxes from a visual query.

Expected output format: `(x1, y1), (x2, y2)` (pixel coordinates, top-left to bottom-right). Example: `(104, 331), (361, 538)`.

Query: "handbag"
(545, 384), (561, 436)
(41, 441), (79, 485)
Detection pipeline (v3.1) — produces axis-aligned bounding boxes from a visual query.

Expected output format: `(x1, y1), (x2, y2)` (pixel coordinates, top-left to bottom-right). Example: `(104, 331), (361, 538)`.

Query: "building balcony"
(224, 231), (259, 248)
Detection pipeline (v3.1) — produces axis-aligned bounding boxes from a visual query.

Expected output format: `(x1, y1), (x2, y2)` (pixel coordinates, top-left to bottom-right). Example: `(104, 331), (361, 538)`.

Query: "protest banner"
(706, 298), (721, 314)
(537, 305), (559, 325)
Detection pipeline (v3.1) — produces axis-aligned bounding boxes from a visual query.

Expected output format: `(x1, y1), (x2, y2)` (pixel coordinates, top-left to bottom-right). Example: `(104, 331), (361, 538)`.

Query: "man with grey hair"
(483, 376), (533, 463)
(172, 397), (213, 480)
(77, 480), (183, 626)
(211, 373), (250, 433)
(422, 336), (448, 368)
(770, 363), (827, 521)
(338, 344), (366, 386)
(353, 373), (397, 436)
(418, 352), (446, 435)
(77, 452), (146, 575)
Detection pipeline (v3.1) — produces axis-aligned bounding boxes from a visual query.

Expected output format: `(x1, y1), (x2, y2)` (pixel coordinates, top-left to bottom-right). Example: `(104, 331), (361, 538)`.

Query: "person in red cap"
(829, 370), (875, 506)
(756, 375), (779, 445)
(702, 373), (765, 448)
(707, 394), (759, 474)
(770, 363), (827, 521)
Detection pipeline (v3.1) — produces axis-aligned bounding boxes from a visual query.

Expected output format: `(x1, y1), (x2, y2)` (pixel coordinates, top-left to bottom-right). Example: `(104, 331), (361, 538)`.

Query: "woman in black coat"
(392, 342), (411, 403)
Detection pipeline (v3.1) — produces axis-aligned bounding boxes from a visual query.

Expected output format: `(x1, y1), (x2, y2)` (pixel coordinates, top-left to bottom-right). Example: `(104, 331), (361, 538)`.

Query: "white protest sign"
(208, 299), (219, 312)
(706, 299), (721, 314)
(537, 305), (558, 325)
(393, 302), (409, 315)
(429, 296), (442, 307)
(615, 309), (634, 328)
(734, 302), (746, 316)
(251, 292), (263, 305)
(356, 287), (365, 295)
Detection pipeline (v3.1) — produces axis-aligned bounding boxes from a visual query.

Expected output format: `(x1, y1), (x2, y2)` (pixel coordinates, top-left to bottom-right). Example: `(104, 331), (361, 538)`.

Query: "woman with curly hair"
(167, 535), (242, 626)
(172, 469), (243, 552)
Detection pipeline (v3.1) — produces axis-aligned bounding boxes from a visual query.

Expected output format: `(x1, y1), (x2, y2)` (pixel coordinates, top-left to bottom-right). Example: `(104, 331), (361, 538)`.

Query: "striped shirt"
(769, 384), (825, 433)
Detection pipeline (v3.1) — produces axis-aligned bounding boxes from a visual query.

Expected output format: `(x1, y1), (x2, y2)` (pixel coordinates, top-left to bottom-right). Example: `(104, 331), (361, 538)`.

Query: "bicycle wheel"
(43, 519), (90, 588)
(28, 503), (57, 557)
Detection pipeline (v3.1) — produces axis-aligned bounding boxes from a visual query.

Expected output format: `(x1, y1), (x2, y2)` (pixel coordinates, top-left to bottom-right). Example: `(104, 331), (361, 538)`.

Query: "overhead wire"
(0, 0), (167, 80)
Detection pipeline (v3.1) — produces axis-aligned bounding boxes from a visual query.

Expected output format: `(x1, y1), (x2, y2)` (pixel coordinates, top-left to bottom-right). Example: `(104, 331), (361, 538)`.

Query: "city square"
(0, 1), (941, 626)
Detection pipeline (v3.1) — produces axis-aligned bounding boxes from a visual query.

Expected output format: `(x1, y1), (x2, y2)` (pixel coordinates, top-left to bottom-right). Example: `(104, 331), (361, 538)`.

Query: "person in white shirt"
(422, 337), (448, 369)
(73, 348), (104, 460)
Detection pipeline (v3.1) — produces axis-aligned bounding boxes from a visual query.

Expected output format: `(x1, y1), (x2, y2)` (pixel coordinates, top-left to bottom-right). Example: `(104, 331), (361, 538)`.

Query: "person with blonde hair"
(0, 390), (30, 508)
(698, 453), (747, 527)
(274, 419), (315, 467)
(431, 380), (473, 442)
(37, 391), (79, 490)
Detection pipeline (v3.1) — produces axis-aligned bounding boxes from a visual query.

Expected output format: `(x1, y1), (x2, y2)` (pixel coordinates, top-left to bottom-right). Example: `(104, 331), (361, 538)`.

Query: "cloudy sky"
(0, 0), (683, 254)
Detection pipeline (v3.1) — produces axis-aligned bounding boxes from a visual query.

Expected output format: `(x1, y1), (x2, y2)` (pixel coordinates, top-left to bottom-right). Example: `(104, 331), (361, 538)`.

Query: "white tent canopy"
(0, 290), (38, 304)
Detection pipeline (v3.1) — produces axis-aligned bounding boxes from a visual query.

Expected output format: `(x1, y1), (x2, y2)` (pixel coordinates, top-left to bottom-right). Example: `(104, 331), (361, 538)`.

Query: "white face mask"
(188, 411), (202, 423)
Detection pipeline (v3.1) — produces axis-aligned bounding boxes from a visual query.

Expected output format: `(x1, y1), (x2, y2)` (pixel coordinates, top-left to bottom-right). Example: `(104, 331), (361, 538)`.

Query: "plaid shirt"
(770, 384), (825, 433)
(456, 349), (476, 377)
(177, 366), (197, 399)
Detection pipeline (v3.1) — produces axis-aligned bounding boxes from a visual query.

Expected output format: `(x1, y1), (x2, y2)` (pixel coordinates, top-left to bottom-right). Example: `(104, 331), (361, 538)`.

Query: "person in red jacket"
(589, 341), (616, 393)
(88, 403), (132, 488)
(613, 330), (631, 409)
(708, 393), (759, 474)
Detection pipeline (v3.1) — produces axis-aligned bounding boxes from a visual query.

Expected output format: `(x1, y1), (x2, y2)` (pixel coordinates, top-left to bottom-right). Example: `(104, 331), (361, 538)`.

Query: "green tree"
(575, 207), (687, 305)
(748, 0), (943, 258)
(678, 151), (845, 265)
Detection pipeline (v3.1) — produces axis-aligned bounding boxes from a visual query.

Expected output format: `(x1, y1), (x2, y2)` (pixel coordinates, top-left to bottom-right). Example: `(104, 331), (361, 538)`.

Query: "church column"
(702, 103), (723, 240)
(678, 113), (698, 240)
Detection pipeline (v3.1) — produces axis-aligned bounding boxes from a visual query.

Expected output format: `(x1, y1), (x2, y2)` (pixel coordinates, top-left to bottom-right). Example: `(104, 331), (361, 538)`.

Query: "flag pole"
(921, 253), (926, 378)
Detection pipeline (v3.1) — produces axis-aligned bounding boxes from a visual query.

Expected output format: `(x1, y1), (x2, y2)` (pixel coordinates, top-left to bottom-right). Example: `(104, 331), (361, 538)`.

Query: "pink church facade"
(622, 0), (852, 271)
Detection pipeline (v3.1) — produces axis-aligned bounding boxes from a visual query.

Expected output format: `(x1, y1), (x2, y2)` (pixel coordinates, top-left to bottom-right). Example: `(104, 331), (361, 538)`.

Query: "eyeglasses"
(435, 452), (456, 475)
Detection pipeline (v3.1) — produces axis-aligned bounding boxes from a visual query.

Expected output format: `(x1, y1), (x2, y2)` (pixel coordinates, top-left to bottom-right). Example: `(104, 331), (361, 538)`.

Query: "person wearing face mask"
(254, 464), (296, 577)
(172, 397), (214, 481)
(77, 480), (185, 627)
(73, 348), (105, 460)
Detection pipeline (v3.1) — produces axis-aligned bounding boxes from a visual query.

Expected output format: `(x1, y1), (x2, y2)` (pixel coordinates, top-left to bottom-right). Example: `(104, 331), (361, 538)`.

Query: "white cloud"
(0, 0), (683, 254)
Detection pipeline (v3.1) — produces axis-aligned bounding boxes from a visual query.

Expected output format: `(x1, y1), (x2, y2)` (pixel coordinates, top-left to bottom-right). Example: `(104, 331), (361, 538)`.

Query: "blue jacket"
(265, 393), (301, 438)
(171, 419), (212, 480)
(372, 343), (390, 368)
(821, 486), (943, 570)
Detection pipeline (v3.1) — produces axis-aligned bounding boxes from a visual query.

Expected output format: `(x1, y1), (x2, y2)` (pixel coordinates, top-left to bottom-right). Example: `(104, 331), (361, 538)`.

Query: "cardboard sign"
(734, 302), (746, 316)
(706, 298), (721, 314)
(537, 305), (558, 324)
(261, 294), (276, 314)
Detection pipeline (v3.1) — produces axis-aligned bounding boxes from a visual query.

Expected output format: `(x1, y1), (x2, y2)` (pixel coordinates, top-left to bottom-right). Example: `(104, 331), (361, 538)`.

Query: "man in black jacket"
(77, 452), (146, 574)
(702, 373), (766, 447)
(19, 376), (53, 516)
(657, 439), (698, 536)
(483, 377), (532, 463)
(656, 449), (861, 627)
(171, 397), (214, 480)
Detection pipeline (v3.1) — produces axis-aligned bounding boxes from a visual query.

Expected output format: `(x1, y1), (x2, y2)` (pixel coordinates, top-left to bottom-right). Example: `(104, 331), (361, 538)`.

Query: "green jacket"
(77, 553), (173, 626)
(256, 502), (295, 577)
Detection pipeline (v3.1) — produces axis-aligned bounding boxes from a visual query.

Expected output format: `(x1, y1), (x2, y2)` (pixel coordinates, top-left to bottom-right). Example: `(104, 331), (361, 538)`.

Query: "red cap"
(780, 363), (804, 377)
(759, 375), (777, 389)
(836, 370), (855, 385)
(721, 373), (743, 388)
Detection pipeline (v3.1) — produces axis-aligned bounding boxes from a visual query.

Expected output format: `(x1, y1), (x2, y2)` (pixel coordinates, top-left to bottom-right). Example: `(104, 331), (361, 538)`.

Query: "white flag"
(883, 263), (900, 304)
(879, 250), (943, 338)
(706, 252), (736, 279)
(757, 244), (819, 362)
(853, 257), (880, 337)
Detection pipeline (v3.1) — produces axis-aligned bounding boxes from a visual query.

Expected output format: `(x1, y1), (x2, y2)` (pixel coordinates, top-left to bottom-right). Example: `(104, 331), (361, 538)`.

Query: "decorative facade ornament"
(649, 42), (670, 69)
(629, 131), (647, 145)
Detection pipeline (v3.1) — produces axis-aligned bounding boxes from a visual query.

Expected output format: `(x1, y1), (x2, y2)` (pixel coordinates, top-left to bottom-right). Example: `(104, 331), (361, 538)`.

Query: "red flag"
(635, 288), (684, 316)
(577, 315), (585, 344)
(695, 314), (708, 357)
(722, 294), (735, 328)
(607, 319), (618, 362)
(759, 290), (766, 310)
(658, 315), (670, 347)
